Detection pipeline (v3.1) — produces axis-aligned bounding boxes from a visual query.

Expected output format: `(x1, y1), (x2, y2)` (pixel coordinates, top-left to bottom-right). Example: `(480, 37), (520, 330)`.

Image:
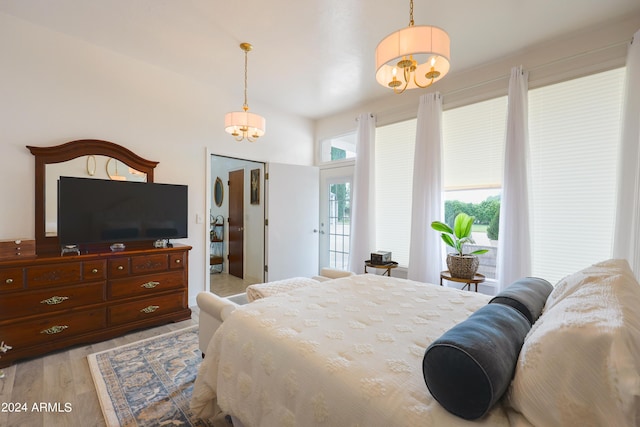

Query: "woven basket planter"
(447, 254), (479, 279)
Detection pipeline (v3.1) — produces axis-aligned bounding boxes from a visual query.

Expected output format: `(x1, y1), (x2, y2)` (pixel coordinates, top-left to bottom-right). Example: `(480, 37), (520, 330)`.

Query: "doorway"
(209, 155), (265, 297)
(319, 164), (354, 271)
(206, 155), (322, 295)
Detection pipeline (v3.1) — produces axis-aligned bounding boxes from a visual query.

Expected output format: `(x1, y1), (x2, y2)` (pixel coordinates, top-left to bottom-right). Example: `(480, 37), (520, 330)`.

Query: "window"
(442, 97), (507, 279)
(374, 97), (507, 270)
(443, 189), (502, 278)
(443, 97), (507, 191)
(370, 68), (624, 283)
(375, 120), (416, 266)
(328, 181), (351, 270)
(528, 68), (625, 283)
(320, 132), (356, 163)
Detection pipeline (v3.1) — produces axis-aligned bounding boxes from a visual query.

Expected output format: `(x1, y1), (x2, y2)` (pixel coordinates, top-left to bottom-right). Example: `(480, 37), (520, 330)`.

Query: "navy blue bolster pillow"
(489, 277), (553, 325)
(422, 303), (530, 420)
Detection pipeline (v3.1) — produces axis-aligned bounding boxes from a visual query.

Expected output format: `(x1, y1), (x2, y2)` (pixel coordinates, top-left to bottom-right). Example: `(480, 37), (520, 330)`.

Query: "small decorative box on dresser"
(0, 239), (36, 260)
(0, 244), (191, 367)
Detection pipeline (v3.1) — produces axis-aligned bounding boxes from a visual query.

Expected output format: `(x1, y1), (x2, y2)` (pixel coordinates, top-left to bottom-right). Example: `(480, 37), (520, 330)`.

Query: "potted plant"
(431, 213), (489, 279)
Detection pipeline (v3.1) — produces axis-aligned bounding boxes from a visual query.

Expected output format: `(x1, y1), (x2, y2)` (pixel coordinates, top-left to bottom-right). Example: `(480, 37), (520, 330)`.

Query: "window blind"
(528, 67), (625, 283)
(442, 96), (507, 190)
(375, 119), (416, 266)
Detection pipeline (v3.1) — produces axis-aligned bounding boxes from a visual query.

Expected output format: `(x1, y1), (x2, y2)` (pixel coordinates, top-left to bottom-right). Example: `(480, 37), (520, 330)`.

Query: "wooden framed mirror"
(214, 177), (224, 207)
(27, 139), (158, 254)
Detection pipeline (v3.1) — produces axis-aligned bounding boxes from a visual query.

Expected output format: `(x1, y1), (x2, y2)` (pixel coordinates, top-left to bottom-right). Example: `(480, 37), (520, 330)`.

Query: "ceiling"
(2, 0), (639, 120)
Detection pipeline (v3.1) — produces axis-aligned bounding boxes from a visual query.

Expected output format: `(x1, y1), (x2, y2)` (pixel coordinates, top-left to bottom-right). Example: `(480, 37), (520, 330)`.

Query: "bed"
(191, 259), (640, 427)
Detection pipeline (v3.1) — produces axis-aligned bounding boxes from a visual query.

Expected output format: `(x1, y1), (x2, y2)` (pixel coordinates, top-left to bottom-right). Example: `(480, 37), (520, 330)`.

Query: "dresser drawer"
(0, 282), (106, 320)
(108, 257), (131, 278)
(84, 260), (107, 280)
(131, 253), (169, 274)
(0, 267), (24, 292)
(26, 262), (82, 288)
(169, 252), (186, 270)
(108, 271), (184, 299)
(2, 308), (107, 349)
(108, 291), (186, 326)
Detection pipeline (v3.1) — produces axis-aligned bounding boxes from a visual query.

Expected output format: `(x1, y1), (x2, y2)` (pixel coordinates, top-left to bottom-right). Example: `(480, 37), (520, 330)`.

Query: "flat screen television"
(58, 176), (188, 246)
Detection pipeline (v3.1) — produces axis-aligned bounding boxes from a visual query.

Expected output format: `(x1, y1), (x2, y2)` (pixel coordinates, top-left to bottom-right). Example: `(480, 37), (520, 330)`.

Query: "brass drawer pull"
(91, 268), (99, 274)
(140, 305), (160, 314)
(174, 259), (181, 264)
(117, 265), (124, 270)
(40, 296), (70, 305)
(141, 281), (160, 289)
(5, 278), (13, 284)
(40, 325), (69, 335)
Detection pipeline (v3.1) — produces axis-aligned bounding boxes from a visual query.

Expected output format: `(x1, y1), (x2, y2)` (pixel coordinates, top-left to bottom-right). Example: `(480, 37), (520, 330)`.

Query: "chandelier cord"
(243, 49), (249, 111)
(409, 0), (414, 27)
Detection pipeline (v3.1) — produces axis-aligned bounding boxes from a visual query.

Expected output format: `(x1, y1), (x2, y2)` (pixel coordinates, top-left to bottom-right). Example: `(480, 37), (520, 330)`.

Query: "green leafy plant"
(431, 213), (489, 256)
(487, 210), (500, 241)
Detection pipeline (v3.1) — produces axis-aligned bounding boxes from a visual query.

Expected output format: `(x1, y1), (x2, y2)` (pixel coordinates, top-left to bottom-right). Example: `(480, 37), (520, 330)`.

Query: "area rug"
(88, 325), (214, 427)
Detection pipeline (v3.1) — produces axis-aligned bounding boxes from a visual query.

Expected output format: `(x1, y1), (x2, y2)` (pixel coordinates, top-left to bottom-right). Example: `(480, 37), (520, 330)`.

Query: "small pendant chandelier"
(375, 0), (450, 94)
(225, 43), (266, 142)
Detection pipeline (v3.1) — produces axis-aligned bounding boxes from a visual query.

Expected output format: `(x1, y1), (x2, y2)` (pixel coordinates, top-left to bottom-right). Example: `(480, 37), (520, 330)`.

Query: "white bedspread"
(191, 274), (512, 427)
(245, 277), (319, 302)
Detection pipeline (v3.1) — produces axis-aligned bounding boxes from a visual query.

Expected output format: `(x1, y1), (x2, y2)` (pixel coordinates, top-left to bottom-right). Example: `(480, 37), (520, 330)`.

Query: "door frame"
(206, 151), (266, 292)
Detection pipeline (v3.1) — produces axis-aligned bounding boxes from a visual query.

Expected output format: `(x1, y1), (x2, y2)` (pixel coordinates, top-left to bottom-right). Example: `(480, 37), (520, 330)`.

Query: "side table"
(440, 270), (485, 292)
(364, 261), (398, 277)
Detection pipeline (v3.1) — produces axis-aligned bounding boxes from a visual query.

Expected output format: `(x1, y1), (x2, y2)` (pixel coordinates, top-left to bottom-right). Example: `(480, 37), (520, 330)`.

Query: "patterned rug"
(88, 325), (214, 427)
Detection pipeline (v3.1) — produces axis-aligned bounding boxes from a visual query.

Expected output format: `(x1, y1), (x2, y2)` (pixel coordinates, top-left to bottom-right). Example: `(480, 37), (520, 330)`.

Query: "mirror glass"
(214, 177), (224, 207)
(45, 155), (146, 236)
(106, 158), (147, 182)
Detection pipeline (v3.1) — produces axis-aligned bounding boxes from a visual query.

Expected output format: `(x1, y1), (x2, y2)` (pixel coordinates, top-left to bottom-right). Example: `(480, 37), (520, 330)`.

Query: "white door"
(266, 163), (319, 281)
(319, 165), (354, 270)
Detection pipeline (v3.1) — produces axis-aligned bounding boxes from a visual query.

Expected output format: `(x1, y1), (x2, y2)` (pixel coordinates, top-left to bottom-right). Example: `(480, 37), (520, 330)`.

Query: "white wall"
(0, 13), (314, 306)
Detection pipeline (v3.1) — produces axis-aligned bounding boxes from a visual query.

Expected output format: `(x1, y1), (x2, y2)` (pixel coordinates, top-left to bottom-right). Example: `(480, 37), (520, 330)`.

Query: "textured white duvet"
(191, 274), (512, 427)
(245, 277), (320, 302)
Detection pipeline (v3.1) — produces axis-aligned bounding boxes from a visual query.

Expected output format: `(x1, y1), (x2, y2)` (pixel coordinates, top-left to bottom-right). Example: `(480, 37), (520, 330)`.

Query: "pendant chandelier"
(225, 43), (265, 142)
(375, 0), (450, 94)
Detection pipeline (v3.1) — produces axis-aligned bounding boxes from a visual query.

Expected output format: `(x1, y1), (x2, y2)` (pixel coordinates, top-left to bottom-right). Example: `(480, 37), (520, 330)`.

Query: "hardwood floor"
(0, 307), (199, 427)
(0, 275), (260, 426)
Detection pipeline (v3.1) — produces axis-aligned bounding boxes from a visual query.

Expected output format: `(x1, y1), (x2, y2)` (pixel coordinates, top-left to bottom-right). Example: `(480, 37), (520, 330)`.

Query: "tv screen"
(58, 176), (188, 246)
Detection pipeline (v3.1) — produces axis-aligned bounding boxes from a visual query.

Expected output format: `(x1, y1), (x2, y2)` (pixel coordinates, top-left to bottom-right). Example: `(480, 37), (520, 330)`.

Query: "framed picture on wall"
(250, 168), (260, 205)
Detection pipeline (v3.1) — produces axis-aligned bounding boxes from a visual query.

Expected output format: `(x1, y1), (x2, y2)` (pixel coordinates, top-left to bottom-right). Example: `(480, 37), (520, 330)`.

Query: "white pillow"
(507, 259), (640, 426)
(544, 258), (633, 311)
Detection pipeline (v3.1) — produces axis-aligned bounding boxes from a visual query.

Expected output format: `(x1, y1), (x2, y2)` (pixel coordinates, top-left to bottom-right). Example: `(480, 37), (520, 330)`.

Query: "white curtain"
(497, 66), (532, 290)
(408, 93), (443, 284)
(613, 30), (640, 280)
(349, 113), (376, 274)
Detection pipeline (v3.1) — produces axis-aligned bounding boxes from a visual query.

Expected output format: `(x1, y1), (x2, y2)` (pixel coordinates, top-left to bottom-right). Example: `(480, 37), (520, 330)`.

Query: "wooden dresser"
(0, 244), (191, 367)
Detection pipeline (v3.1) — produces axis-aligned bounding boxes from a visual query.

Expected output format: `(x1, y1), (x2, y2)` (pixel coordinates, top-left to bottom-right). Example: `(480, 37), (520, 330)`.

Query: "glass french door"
(319, 165), (354, 270)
